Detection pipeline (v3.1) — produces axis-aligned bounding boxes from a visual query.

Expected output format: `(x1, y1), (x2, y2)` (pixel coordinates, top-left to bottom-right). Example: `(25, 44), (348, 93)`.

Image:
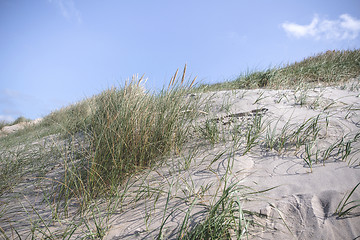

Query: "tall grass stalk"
(181, 183), (249, 240)
(303, 143), (313, 172)
(335, 182), (360, 218)
(30, 69), (200, 217)
(243, 113), (264, 155)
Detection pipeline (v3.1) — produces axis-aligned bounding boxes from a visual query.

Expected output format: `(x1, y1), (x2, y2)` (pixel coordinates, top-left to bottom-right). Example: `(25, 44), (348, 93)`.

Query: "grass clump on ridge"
(44, 68), (199, 199)
(197, 49), (360, 91)
(12, 116), (32, 125)
(0, 121), (7, 130)
(0, 116), (31, 131)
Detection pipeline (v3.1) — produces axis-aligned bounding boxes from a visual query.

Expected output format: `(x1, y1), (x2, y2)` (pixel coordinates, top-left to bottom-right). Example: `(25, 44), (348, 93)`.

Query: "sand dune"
(103, 83), (360, 239)
(1, 81), (359, 239)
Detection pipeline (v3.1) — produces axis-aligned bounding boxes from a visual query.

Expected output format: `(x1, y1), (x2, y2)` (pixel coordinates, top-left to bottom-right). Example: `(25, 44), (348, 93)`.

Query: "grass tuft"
(181, 183), (250, 240)
(47, 73), (200, 202)
(196, 49), (360, 91)
(335, 182), (360, 218)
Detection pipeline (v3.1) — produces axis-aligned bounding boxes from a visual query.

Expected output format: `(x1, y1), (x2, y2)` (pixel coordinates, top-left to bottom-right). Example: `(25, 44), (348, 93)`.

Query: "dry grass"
(197, 49), (360, 91)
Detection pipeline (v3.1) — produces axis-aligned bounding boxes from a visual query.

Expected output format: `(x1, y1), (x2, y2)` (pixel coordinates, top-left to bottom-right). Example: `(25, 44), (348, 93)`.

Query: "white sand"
(0, 118), (42, 136)
(1, 81), (359, 239)
(106, 83), (360, 239)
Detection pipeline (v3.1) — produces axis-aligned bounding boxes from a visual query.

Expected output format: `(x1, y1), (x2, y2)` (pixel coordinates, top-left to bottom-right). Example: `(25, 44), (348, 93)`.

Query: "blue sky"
(1, 0), (360, 121)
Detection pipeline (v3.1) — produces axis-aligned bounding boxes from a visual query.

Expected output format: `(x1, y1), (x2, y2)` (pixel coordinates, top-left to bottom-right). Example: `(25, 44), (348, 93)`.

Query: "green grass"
(0, 116), (31, 131)
(44, 72), (200, 203)
(0, 67), (204, 238)
(199, 119), (221, 145)
(180, 183), (250, 240)
(335, 182), (360, 218)
(12, 116), (32, 125)
(196, 49), (360, 92)
(0, 50), (359, 239)
(0, 120), (9, 130)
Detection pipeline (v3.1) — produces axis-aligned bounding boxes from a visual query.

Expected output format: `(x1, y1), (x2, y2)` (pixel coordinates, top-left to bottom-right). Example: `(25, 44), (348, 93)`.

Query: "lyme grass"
(0, 140), (59, 196)
(243, 112), (265, 155)
(264, 120), (278, 151)
(335, 182), (360, 218)
(157, 179), (176, 240)
(264, 117), (292, 153)
(0, 66), (203, 238)
(199, 119), (220, 145)
(196, 49), (360, 91)
(253, 91), (267, 104)
(293, 88), (308, 106)
(177, 198), (198, 239)
(322, 139), (341, 164)
(231, 121), (245, 148)
(1, 50), (359, 238)
(0, 116), (31, 131)
(0, 120), (8, 130)
(181, 183), (250, 240)
(48, 69), (200, 204)
(177, 148), (253, 239)
(303, 143), (314, 172)
(180, 146), (200, 171)
(289, 114), (322, 149)
(12, 116), (32, 125)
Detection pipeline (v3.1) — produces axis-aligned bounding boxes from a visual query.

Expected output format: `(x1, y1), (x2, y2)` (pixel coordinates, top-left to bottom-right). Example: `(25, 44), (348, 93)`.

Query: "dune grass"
(180, 183), (249, 240)
(335, 182), (360, 218)
(0, 66), (205, 238)
(40, 71), (200, 203)
(0, 50), (359, 239)
(196, 49), (360, 91)
(0, 116), (31, 131)
(0, 121), (7, 130)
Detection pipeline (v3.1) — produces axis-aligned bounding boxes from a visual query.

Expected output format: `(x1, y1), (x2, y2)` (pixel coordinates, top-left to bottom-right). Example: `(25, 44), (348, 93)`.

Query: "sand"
(105, 83), (360, 239)
(1, 80), (359, 239)
(0, 118), (42, 136)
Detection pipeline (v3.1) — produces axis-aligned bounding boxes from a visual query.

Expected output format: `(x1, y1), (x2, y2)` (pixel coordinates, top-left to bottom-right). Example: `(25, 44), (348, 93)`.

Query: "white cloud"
(282, 16), (319, 38)
(282, 14), (360, 40)
(48, 0), (82, 24)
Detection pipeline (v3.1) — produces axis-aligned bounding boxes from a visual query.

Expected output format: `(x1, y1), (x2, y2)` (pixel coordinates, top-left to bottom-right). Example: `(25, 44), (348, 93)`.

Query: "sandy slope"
(105, 82), (360, 239)
(0, 118), (42, 136)
(1, 80), (360, 239)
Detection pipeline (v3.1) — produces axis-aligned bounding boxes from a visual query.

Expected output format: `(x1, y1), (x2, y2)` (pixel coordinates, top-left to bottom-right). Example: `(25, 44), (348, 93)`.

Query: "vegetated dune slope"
(1, 79), (360, 239)
(104, 79), (360, 239)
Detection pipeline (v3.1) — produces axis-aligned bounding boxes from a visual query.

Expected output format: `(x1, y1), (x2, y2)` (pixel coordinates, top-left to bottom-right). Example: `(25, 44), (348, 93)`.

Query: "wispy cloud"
(48, 0), (82, 24)
(282, 14), (360, 41)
